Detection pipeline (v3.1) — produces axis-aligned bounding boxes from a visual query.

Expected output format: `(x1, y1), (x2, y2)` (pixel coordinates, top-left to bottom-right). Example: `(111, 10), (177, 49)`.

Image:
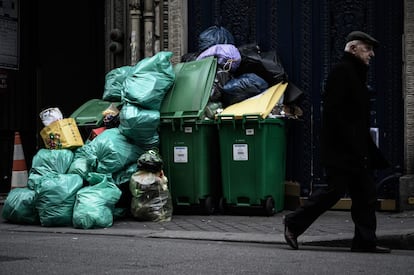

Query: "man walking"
(283, 31), (391, 253)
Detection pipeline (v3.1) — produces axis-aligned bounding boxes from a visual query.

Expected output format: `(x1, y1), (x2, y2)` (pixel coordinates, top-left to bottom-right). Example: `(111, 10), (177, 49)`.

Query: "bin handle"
(179, 117), (184, 131)
(178, 117), (199, 131)
(242, 114), (262, 129)
(171, 119), (176, 132)
(217, 114), (236, 129)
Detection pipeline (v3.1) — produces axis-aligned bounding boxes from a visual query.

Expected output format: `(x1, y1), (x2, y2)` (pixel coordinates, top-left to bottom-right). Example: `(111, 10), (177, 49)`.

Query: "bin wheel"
(218, 197), (227, 214)
(264, 197), (275, 216)
(204, 196), (215, 215)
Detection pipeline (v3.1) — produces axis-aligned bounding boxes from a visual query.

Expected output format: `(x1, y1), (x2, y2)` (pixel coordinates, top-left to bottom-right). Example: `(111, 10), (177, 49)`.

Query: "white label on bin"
(184, 127), (192, 133)
(174, 146), (188, 163)
(245, 128), (254, 136)
(233, 144), (248, 161)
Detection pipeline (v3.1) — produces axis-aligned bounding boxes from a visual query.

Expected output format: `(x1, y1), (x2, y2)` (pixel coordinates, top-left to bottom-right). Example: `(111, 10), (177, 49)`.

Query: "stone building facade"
(103, 0), (414, 210)
(401, 0), (414, 210)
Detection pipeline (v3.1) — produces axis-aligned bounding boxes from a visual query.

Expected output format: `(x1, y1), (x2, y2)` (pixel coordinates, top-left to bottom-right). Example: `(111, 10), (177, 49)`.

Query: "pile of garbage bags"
(2, 51), (175, 228)
(183, 25), (304, 119)
(2, 25), (305, 229)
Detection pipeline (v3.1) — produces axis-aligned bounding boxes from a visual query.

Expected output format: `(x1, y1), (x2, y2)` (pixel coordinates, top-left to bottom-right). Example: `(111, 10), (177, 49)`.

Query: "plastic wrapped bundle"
(130, 170), (172, 222)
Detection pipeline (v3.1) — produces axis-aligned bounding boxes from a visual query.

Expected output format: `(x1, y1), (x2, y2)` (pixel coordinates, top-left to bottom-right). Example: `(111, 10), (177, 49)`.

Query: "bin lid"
(70, 99), (121, 126)
(218, 82), (288, 119)
(160, 57), (217, 120)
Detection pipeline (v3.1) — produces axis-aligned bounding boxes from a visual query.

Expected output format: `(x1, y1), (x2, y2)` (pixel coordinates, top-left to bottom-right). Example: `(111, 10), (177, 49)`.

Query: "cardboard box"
(40, 118), (84, 149)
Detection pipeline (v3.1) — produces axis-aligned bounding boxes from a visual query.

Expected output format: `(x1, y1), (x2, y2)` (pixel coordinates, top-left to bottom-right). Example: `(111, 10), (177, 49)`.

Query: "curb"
(302, 229), (414, 250)
(2, 223), (413, 250)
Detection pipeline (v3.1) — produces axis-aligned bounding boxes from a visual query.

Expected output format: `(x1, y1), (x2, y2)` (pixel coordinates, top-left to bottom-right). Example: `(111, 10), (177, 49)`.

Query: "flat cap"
(346, 31), (379, 47)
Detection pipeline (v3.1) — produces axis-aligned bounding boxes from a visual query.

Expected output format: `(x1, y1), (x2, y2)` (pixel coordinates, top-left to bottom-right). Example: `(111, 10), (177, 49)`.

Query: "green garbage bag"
(123, 51), (175, 110)
(72, 173), (122, 229)
(112, 162), (137, 186)
(35, 173), (83, 227)
(28, 149), (74, 189)
(67, 157), (90, 179)
(67, 145), (95, 179)
(103, 65), (131, 102)
(68, 128), (144, 175)
(130, 170), (173, 222)
(1, 188), (39, 224)
(118, 102), (160, 149)
(90, 128), (144, 174)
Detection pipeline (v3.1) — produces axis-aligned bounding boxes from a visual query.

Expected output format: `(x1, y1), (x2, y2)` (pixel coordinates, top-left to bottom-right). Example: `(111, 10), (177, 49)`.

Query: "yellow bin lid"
(219, 82), (288, 119)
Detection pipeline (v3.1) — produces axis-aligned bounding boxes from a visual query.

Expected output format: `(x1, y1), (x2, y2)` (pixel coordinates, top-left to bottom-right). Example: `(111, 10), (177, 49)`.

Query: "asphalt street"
(1, 201), (414, 250)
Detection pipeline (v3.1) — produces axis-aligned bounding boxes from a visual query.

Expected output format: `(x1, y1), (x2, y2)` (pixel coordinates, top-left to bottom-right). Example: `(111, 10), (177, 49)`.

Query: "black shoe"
(283, 216), (298, 250)
(351, 246), (391, 253)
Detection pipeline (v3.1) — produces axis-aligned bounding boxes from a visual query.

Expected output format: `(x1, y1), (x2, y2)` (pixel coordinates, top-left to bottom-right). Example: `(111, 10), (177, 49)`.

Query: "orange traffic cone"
(11, 131), (28, 189)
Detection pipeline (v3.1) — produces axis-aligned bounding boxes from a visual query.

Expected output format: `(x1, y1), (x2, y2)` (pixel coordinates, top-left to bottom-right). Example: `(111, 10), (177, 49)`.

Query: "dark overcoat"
(320, 52), (389, 171)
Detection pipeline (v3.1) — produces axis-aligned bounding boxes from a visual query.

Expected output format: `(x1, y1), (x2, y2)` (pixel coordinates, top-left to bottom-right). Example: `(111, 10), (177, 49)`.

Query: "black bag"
(210, 67), (232, 102)
(222, 73), (268, 106)
(181, 52), (199, 62)
(198, 25), (235, 52)
(284, 82), (305, 104)
(236, 44), (288, 86)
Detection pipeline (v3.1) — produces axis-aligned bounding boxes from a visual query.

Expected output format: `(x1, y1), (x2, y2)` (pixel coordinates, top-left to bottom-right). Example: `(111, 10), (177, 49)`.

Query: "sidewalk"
(1, 202), (414, 250)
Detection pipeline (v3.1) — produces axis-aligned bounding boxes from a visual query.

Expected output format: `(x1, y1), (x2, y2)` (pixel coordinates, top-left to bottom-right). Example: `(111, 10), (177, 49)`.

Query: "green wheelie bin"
(217, 114), (286, 216)
(70, 99), (121, 140)
(159, 56), (221, 214)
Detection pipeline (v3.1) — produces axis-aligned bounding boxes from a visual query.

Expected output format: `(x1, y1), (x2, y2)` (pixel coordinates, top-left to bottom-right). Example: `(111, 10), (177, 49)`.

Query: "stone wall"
(405, 0), (414, 174)
(168, 0), (188, 65)
(104, 0), (187, 69)
(401, 0), (414, 210)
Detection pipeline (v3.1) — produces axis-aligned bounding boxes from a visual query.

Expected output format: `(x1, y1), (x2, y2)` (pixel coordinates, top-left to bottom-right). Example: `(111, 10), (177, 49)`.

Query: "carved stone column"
(400, 0), (414, 210)
(404, 0), (414, 175)
(122, 1), (187, 65)
(168, 0), (188, 65)
(154, 0), (162, 53)
(130, 0), (142, 64)
(143, 0), (155, 57)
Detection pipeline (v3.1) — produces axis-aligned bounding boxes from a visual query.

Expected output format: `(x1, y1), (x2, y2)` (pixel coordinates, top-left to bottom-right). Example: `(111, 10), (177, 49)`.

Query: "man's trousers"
(285, 166), (377, 248)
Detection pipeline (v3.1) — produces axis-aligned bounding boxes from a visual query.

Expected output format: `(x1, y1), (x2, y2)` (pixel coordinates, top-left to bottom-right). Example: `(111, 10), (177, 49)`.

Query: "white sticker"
(233, 144), (248, 161)
(174, 146), (188, 163)
(245, 128), (254, 135)
(184, 127), (192, 133)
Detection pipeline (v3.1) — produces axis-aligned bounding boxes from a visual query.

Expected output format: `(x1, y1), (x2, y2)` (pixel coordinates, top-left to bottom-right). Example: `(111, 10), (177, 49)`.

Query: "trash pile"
(2, 25), (305, 226)
(2, 51), (175, 228)
(182, 25), (304, 120)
